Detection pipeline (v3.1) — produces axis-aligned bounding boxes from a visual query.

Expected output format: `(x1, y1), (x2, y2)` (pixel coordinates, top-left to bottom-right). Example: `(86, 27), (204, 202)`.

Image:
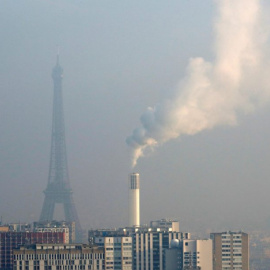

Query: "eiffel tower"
(39, 56), (82, 241)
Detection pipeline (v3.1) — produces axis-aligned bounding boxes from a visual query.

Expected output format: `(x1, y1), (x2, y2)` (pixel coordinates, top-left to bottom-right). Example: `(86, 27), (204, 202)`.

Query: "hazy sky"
(1, 0), (270, 233)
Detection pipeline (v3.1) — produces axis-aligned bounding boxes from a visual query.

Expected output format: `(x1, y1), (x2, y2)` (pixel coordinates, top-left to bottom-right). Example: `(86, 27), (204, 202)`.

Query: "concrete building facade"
(210, 231), (249, 270)
(0, 231), (66, 270)
(133, 227), (190, 270)
(93, 236), (132, 270)
(13, 244), (104, 270)
(8, 223), (31, 232)
(88, 220), (188, 270)
(164, 239), (213, 270)
(150, 219), (179, 233)
(34, 221), (75, 244)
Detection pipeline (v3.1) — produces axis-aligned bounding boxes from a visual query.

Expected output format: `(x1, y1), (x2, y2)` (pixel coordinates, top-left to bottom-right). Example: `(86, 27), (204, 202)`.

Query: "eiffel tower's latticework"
(40, 57), (82, 241)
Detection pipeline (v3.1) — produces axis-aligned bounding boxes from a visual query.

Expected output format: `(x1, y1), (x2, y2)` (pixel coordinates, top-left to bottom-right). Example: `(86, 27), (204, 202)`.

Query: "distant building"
(94, 236), (132, 270)
(0, 231), (66, 270)
(165, 239), (213, 270)
(89, 229), (132, 270)
(8, 223), (31, 232)
(0, 223), (31, 233)
(210, 231), (249, 270)
(34, 220), (75, 244)
(0, 226), (9, 232)
(13, 243), (104, 270)
(133, 227), (190, 270)
(88, 228), (129, 240)
(150, 219), (180, 232)
(88, 219), (187, 270)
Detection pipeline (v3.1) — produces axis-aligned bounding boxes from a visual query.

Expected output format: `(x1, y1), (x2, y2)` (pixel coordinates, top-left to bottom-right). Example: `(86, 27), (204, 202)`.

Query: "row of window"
(15, 253), (103, 261)
(222, 253), (242, 256)
(16, 259), (103, 266)
(15, 263), (104, 270)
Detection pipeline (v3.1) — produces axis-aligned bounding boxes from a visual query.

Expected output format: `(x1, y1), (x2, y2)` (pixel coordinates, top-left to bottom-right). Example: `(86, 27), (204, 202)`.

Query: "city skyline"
(1, 0), (270, 233)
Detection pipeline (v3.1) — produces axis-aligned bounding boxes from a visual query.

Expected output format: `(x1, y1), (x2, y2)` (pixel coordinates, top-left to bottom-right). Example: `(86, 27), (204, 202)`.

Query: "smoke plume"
(126, 0), (270, 167)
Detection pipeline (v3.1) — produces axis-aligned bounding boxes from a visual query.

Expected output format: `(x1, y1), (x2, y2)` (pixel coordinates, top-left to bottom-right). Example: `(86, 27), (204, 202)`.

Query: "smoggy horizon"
(1, 0), (270, 233)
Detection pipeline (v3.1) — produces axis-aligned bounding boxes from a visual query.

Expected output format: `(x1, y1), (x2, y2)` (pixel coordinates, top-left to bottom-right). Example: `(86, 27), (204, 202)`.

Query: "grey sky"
(1, 0), (270, 233)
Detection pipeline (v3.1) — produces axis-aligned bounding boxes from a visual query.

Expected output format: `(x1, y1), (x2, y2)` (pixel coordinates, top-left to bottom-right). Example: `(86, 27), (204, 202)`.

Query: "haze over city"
(1, 0), (270, 234)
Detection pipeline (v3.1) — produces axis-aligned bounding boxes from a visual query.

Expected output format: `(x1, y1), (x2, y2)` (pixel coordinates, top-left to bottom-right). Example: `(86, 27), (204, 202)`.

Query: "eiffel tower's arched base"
(40, 188), (83, 242)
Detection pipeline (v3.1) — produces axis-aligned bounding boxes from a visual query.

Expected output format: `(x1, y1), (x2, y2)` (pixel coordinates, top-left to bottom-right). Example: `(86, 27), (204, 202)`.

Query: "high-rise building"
(88, 219), (188, 270)
(133, 227), (190, 270)
(89, 229), (132, 270)
(210, 231), (249, 270)
(129, 173), (140, 227)
(93, 236), (132, 270)
(39, 57), (82, 241)
(13, 243), (104, 270)
(164, 239), (213, 270)
(0, 231), (66, 269)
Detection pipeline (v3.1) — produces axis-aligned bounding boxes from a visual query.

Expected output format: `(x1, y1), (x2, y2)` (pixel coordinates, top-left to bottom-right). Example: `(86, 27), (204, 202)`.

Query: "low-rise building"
(150, 219), (180, 233)
(13, 243), (104, 270)
(0, 226), (9, 232)
(8, 223), (31, 232)
(0, 231), (66, 269)
(34, 221), (75, 244)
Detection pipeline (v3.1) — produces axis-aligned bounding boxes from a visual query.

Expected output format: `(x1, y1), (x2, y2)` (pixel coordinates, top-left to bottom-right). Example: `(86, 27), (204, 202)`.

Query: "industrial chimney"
(129, 173), (140, 227)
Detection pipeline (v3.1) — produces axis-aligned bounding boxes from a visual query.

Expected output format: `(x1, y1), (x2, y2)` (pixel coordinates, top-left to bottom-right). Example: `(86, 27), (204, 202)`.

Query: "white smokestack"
(129, 173), (140, 227)
(126, 0), (270, 167)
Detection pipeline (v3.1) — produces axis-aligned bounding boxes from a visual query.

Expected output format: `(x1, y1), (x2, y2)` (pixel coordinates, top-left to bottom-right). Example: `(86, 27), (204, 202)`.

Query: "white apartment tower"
(93, 236), (132, 270)
(165, 239), (213, 270)
(129, 173), (140, 227)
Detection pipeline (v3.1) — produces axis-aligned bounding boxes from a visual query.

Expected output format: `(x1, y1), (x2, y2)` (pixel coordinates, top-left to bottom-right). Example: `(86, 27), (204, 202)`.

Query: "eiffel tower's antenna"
(56, 46), (60, 65)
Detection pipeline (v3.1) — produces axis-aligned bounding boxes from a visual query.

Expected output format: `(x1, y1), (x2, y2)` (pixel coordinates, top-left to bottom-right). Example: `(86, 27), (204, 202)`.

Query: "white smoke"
(126, 0), (270, 167)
